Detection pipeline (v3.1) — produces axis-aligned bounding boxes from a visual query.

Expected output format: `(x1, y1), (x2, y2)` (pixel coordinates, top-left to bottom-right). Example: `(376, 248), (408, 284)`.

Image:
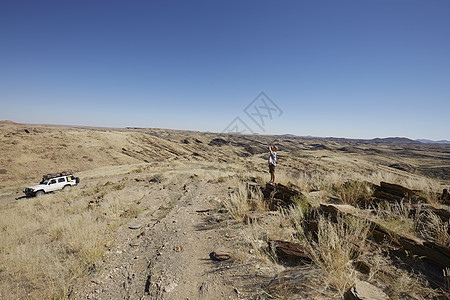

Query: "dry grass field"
(0, 121), (449, 299)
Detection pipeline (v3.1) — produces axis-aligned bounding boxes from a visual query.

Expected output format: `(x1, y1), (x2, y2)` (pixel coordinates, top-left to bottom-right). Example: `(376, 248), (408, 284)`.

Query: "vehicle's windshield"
(40, 179), (49, 185)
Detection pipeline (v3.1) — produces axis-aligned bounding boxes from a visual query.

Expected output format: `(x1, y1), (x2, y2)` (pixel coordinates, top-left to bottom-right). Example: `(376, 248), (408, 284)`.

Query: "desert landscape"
(0, 120), (449, 299)
(3, 0), (450, 298)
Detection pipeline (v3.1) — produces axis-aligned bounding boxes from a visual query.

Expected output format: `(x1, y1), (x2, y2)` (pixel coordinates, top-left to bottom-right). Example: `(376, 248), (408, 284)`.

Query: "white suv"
(24, 172), (80, 197)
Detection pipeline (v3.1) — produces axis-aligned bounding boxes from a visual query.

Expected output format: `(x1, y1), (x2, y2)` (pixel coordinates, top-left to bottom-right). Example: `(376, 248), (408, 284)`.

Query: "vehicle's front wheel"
(35, 190), (44, 197)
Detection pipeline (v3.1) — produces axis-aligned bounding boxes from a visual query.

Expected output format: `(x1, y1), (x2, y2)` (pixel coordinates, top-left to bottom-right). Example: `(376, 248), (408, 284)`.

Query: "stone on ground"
(344, 280), (389, 300)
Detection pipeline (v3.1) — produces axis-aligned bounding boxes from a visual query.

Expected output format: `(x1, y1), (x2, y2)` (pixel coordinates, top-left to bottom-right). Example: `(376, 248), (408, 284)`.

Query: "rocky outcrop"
(263, 183), (303, 209)
(373, 182), (426, 203)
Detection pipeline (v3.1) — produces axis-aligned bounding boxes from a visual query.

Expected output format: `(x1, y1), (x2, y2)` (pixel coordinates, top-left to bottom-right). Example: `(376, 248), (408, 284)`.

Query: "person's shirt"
(269, 150), (277, 166)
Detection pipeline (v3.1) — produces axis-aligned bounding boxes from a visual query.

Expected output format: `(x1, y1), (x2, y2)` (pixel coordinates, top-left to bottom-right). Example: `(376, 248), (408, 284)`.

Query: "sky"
(1, 0), (449, 140)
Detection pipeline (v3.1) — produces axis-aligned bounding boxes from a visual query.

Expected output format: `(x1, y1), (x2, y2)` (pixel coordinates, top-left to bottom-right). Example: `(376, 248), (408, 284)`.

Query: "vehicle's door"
(47, 179), (58, 192)
(56, 177), (66, 190)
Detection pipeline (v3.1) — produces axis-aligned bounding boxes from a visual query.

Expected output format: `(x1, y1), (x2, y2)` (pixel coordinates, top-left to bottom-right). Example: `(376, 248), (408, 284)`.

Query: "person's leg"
(270, 167), (274, 182)
(269, 164), (274, 182)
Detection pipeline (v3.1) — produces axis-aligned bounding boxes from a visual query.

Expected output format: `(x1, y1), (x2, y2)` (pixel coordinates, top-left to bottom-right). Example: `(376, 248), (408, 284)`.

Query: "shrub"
(150, 173), (164, 183)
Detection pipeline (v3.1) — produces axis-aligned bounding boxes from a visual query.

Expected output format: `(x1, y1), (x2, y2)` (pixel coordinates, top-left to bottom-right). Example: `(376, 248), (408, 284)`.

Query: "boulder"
(344, 280), (388, 300)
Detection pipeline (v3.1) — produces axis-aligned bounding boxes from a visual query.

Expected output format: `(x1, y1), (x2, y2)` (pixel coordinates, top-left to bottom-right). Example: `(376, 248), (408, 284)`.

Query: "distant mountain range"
(283, 135), (450, 145)
(3, 120), (449, 144)
(357, 137), (450, 144)
(371, 137), (418, 144)
(415, 139), (450, 144)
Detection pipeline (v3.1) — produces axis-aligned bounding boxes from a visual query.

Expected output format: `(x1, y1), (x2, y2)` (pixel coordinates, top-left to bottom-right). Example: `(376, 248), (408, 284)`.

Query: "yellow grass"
(305, 215), (371, 295)
(224, 180), (268, 221)
(0, 179), (148, 299)
(224, 182), (251, 222)
(375, 201), (419, 239)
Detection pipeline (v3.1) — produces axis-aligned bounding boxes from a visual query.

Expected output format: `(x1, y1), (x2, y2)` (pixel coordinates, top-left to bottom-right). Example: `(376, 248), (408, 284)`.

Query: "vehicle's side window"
(50, 179), (56, 184)
(58, 178), (65, 183)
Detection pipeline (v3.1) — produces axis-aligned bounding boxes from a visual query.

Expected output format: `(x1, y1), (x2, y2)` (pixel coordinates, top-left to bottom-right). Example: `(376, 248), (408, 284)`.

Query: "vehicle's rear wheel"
(35, 190), (44, 197)
(63, 185), (71, 190)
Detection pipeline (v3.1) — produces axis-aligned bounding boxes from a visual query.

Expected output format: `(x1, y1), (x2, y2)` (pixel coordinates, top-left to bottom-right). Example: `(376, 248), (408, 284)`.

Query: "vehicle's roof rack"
(42, 171), (71, 180)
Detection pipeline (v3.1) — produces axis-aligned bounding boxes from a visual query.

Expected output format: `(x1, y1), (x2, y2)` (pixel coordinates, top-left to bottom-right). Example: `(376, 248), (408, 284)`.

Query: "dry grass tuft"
(332, 180), (373, 206)
(417, 210), (450, 247)
(224, 181), (267, 222)
(403, 176), (443, 207)
(241, 223), (273, 263)
(375, 201), (419, 239)
(305, 215), (371, 295)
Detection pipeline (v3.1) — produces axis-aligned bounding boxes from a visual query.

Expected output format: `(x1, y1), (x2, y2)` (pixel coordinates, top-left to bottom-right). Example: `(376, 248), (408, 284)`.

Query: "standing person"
(268, 145), (278, 183)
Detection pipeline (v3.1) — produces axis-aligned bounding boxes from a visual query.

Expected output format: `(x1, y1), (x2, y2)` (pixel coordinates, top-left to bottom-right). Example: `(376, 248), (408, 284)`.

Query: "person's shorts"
(269, 164), (275, 174)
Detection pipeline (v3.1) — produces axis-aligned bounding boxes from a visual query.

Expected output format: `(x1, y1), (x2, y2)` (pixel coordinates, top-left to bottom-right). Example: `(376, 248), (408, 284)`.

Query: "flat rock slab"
(344, 280), (388, 300)
(210, 249), (232, 261)
(373, 182), (426, 203)
(270, 240), (312, 265)
(129, 241), (140, 247)
(129, 223), (143, 230)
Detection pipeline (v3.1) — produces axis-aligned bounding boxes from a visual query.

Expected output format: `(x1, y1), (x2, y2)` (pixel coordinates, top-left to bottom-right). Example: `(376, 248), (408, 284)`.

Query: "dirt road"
(69, 177), (267, 299)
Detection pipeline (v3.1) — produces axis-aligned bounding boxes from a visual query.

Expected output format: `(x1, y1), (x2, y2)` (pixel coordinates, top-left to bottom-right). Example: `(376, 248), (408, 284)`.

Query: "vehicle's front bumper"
(24, 188), (35, 197)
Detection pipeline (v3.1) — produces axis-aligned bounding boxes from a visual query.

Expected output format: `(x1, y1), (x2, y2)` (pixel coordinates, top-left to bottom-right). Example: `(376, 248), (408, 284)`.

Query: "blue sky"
(1, 1), (449, 140)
